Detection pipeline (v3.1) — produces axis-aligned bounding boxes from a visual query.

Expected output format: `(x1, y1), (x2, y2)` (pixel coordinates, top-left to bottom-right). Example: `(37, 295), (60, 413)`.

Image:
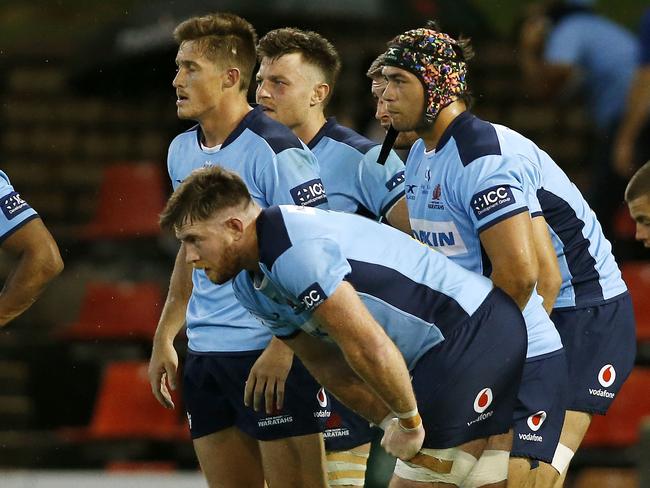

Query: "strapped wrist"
(398, 411), (422, 431)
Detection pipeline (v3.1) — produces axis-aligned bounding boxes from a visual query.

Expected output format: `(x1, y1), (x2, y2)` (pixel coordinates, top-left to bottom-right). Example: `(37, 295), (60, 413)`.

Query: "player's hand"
(244, 338), (294, 414)
(381, 417), (425, 461)
(148, 339), (178, 409)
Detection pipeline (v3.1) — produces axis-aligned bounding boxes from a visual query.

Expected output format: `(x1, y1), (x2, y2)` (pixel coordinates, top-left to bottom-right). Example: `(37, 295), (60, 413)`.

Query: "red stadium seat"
(62, 281), (163, 340)
(621, 262), (650, 341)
(87, 361), (186, 440)
(82, 162), (166, 239)
(582, 368), (650, 447)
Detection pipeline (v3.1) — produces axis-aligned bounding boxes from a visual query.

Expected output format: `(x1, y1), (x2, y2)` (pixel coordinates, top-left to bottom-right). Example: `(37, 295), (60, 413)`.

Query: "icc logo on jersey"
(471, 185), (515, 220)
(298, 283), (327, 311)
(290, 179), (327, 207)
(1, 191), (30, 220)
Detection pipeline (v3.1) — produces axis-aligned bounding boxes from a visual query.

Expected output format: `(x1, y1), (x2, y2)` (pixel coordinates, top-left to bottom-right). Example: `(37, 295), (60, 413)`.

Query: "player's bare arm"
(480, 212), (539, 310)
(385, 197), (412, 234)
(0, 218), (63, 326)
(312, 282), (417, 417)
(531, 215), (561, 314)
(284, 330), (389, 424)
(148, 244), (193, 409)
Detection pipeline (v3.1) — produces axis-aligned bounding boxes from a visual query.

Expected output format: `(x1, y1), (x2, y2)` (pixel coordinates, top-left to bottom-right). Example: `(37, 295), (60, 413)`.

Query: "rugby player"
(147, 13), (329, 488)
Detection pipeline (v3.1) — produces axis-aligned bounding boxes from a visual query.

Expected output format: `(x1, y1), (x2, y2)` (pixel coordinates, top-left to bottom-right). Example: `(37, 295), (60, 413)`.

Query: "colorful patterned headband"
(383, 28), (467, 123)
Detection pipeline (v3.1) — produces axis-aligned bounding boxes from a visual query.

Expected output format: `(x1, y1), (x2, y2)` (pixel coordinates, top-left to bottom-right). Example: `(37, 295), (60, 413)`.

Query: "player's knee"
(326, 446), (370, 486)
(394, 447), (477, 485)
(461, 449), (509, 487)
(551, 443), (574, 476)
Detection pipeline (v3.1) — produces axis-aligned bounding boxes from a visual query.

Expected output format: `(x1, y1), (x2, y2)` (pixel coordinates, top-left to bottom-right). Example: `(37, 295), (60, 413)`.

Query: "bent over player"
(160, 165), (529, 488)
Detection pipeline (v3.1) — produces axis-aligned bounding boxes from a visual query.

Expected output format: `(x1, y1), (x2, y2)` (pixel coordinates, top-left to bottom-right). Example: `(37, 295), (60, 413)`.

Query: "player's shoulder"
(169, 124), (200, 150)
(310, 118), (377, 155)
(237, 106), (306, 155)
(441, 111), (503, 168)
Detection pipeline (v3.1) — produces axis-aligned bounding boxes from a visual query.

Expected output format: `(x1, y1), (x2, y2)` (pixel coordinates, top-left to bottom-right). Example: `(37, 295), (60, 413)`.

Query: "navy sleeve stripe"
(257, 207), (293, 269)
(537, 188), (603, 304)
(531, 211), (544, 218)
(0, 213), (40, 245)
(476, 206), (529, 234)
(345, 259), (470, 337)
(380, 192), (406, 219)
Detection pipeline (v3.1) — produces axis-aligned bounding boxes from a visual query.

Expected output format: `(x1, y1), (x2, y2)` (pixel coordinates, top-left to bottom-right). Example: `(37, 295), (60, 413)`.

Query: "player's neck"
(295, 111), (327, 146)
(241, 210), (262, 272)
(199, 98), (252, 147)
(419, 101), (467, 152)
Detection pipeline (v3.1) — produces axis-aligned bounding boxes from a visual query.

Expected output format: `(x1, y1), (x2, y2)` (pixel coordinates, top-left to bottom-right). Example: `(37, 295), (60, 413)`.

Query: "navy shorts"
(551, 292), (636, 415)
(183, 349), (324, 441)
(511, 350), (569, 463)
(410, 288), (527, 449)
(317, 391), (373, 452)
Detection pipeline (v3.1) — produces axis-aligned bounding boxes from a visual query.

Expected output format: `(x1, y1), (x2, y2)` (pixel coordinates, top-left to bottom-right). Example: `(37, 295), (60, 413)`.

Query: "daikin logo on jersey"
(589, 364), (616, 399)
(409, 219), (468, 256)
(467, 388), (494, 426)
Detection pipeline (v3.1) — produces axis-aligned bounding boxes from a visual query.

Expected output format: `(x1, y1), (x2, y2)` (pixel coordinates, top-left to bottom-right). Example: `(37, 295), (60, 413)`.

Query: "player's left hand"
(244, 338), (294, 414)
(381, 417), (425, 461)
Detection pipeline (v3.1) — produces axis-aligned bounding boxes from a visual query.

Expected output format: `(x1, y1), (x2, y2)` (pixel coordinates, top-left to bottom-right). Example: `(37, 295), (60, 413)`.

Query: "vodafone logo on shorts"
(473, 388), (493, 413)
(317, 387), (328, 408)
(598, 364), (616, 388)
(527, 411), (547, 432)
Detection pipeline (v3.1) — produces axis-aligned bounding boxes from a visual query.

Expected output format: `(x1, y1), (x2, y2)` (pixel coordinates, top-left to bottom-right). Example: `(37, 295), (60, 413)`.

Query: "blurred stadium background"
(0, 0), (649, 486)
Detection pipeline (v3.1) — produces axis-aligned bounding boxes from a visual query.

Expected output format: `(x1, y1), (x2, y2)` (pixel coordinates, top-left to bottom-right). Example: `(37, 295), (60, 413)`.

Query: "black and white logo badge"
(471, 185), (516, 220)
(1, 191), (31, 220)
(385, 171), (405, 191)
(290, 179), (327, 207)
(298, 283), (327, 311)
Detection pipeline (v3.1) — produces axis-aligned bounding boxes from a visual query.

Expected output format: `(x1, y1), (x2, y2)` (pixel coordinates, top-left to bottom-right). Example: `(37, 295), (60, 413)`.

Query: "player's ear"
(224, 68), (241, 89)
(311, 83), (330, 106)
(225, 217), (245, 239)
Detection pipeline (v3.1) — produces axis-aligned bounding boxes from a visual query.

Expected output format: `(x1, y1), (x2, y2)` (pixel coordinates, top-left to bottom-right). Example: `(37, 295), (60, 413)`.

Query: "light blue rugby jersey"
(308, 117), (405, 218)
(505, 128), (627, 309)
(168, 106), (328, 352)
(232, 205), (495, 370)
(0, 171), (39, 243)
(404, 112), (562, 359)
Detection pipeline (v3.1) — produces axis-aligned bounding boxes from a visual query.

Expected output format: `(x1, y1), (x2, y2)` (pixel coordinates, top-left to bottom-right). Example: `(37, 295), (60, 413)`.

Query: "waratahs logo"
(317, 387), (328, 408)
(473, 388), (493, 413)
(598, 364), (616, 388)
(527, 411), (547, 432)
